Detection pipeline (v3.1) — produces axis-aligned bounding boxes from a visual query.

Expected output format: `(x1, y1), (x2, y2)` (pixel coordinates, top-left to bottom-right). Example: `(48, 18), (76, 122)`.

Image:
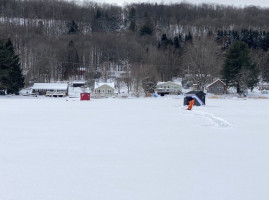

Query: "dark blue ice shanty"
(184, 91), (206, 106)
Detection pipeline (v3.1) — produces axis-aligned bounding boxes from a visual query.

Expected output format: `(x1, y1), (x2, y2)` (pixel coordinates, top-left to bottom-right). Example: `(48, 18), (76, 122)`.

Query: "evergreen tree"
(185, 32), (192, 42)
(0, 39), (24, 94)
(96, 9), (102, 19)
(63, 40), (79, 80)
(140, 15), (153, 35)
(128, 7), (136, 31)
(140, 24), (153, 35)
(261, 32), (269, 51)
(67, 20), (79, 34)
(222, 41), (259, 93)
(129, 21), (136, 31)
(129, 7), (135, 19)
(173, 36), (181, 49)
(142, 75), (157, 95)
(5, 39), (25, 94)
(0, 39), (9, 92)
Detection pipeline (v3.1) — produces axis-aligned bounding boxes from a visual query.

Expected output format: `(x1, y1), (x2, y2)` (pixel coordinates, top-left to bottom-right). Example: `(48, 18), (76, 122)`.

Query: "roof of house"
(157, 81), (182, 87)
(94, 82), (115, 89)
(207, 79), (226, 88)
(72, 81), (86, 85)
(32, 83), (68, 90)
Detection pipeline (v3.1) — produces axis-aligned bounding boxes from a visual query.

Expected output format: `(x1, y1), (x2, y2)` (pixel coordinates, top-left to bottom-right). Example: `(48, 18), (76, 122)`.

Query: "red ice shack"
(80, 93), (90, 101)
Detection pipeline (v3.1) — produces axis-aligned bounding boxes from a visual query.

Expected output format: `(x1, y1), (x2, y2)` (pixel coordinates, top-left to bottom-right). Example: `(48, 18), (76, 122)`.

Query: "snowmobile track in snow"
(178, 106), (232, 128)
(194, 110), (232, 128)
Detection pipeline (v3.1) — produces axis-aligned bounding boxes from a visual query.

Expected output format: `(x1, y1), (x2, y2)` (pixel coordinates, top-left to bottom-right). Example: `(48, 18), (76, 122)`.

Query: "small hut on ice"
(184, 91), (206, 106)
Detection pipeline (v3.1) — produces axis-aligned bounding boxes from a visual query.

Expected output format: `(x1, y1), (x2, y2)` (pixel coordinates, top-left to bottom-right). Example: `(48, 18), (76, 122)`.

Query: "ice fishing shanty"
(184, 91), (206, 106)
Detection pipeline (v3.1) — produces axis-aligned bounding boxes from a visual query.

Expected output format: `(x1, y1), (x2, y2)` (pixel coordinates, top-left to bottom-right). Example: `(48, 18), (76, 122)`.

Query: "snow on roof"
(95, 82), (115, 89)
(72, 81), (86, 84)
(32, 83), (68, 90)
(157, 81), (182, 86)
(207, 79), (226, 88)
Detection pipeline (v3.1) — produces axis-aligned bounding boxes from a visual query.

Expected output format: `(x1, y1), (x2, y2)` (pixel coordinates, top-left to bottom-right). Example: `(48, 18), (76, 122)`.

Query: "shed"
(206, 79), (227, 94)
(184, 91), (206, 106)
(80, 93), (90, 101)
(32, 83), (68, 96)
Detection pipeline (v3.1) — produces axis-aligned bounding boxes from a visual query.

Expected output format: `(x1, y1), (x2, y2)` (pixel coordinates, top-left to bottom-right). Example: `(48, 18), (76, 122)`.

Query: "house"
(32, 83), (68, 97)
(206, 79), (227, 94)
(155, 81), (182, 96)
(94, 82), (116, 97)
(184, 91), (206, 106)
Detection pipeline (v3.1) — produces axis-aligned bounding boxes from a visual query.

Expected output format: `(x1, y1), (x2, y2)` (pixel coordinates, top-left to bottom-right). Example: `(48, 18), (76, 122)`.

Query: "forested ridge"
(0, 0), (269, 93)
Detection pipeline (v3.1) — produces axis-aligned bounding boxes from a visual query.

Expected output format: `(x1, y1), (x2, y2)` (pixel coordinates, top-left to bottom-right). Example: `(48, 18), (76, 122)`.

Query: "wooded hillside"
(0, 0), (269, 91)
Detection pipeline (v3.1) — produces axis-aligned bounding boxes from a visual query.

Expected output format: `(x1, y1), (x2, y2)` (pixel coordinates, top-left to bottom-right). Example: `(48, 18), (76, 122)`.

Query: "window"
(108, 90), (112, 94)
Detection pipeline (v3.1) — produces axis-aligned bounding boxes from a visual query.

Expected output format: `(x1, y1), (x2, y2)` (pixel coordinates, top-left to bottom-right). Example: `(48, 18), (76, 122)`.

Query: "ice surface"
(0, 96), (269, 200)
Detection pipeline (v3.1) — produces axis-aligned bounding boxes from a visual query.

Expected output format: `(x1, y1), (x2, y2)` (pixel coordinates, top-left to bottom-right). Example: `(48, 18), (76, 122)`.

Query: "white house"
(155, 81), (182, 96)
(32, 83), (68, 97)
(94, 82), (116, 97)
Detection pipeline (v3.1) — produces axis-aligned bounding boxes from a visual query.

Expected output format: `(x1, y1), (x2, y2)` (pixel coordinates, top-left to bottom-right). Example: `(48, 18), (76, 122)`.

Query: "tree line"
(0, 0), (269, 94)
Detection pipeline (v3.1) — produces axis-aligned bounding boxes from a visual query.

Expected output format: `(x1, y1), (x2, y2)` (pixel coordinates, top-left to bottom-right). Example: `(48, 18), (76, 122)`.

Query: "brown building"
(206, 79), (227, 94)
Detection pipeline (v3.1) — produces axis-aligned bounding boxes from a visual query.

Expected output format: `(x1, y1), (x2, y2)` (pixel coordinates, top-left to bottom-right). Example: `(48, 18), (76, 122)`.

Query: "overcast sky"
(68, 0), (269, 8)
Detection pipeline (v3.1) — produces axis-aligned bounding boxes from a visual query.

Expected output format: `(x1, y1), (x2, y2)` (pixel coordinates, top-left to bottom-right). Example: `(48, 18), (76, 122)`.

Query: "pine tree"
(222, 41), (259, 93)
(5, 39), (25, 94)
(0, 39), (24, 94)
(96, 9), (102, 19)
(67, 20), (79, 34)
(142, 75), (156, 95)
(173, 36), (181, 49)
(140, 24), (153, 35)
(185, 32), (192, 42)
(261, 32), (269, 52)
(129, 21), (136, 31)
(63, 40), (79, 80)
(0, 39), (9, 92)
(128, 7), (136, 31)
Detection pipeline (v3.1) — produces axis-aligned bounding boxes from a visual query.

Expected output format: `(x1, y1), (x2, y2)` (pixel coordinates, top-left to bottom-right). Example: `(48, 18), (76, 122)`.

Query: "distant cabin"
(32, 83), (68, 97)
(206, 79), (227, 95)
(94, 82), (116, 97)
(156, 81), (182, 96)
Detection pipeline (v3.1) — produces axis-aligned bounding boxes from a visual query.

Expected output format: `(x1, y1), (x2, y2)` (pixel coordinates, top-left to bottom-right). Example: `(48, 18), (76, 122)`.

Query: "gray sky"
(69, 0), (269, 8)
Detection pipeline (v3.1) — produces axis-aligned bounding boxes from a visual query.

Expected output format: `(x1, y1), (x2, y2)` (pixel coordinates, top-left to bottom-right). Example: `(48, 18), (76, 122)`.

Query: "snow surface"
(0, 95), (269, 200)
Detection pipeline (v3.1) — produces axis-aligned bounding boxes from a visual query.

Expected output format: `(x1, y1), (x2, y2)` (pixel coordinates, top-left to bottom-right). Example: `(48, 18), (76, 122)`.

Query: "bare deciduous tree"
(182, 36), (223, 89)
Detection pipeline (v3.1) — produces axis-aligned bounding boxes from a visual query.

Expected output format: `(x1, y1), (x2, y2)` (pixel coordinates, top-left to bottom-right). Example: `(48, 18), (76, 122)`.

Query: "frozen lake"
(0, 96), (269, 200)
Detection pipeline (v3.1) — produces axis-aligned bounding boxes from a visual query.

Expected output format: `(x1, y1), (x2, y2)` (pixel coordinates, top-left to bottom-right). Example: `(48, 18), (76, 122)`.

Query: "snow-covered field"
(0, 95), (269, 200)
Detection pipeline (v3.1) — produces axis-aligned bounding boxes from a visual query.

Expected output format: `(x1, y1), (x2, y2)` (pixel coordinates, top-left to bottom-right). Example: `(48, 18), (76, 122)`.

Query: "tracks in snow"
(193, 110), (232, 128)
(178, 106), (232, 128)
